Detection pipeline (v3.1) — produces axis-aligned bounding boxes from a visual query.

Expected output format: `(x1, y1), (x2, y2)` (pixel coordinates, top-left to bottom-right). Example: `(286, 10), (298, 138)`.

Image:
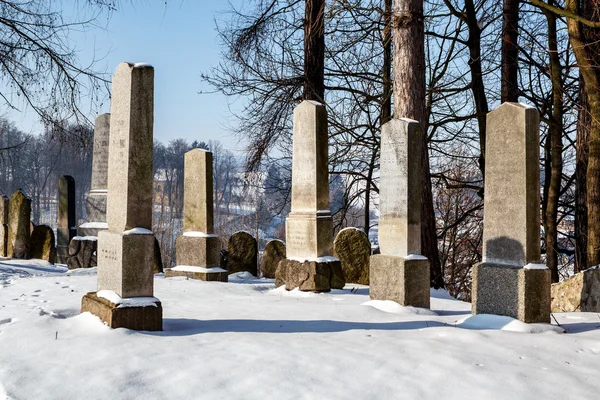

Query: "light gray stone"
(7, 190), (31, 259)
(183, 149), (214, 234)
(175, 235), (220, 268)
(57, 175), (76, 263)
(84, 114), (110, 226)
(370, 255), (430, 308)
(472, 103), (550, 323)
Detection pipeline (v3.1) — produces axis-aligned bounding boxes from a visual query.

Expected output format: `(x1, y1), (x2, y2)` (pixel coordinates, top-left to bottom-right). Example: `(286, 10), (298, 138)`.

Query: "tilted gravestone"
(165, 149), (226, 281)
(7, 190), (31, 259)
(78, 113), (110, 237)
(275, 101), (344, 292)
(0, 195), (8, 257)
(471, 103), (550, 323)
(227, 231), (258, 276)
(30, 225), (57, 263)
(57, 175), (76, 263)
(261, 240), (286, 279)
(81, 62), (162, 331)
(334, 228), (370, 285)
(370, 119), (430, 308)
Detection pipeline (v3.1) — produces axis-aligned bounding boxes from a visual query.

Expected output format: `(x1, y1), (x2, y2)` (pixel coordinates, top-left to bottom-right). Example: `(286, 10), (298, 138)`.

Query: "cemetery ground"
(1, 259), (599, 400)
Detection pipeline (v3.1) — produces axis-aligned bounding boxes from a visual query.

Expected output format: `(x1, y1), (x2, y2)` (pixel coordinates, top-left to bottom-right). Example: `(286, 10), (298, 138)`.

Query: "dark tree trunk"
(501, 0), (520, 103)
(575, 74), (589, 273)
(393, 0), (444, 288)
(381, 0), (392, 125)
(303, 0), (326, 102)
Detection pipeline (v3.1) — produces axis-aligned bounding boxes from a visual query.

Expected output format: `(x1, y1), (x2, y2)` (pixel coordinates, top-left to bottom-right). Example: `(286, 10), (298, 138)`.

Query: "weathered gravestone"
(471, 103), (550, 323)
(78, 113), (110, 237)
(261, 240), (286, 279)
(81, 62), (162, 331)
(67, 237), (98, 270)
(227, 231), (258, 276)
(7, 190), (31, 259)
(0, 195), (8, 257)
(57, 175), (76, 263)
(370, 119), (430, 308)
(334, 228), (370, 285)
(165, 149), (227, 281)
(30, 225), (57, 263)
(275, 101), (344, 292)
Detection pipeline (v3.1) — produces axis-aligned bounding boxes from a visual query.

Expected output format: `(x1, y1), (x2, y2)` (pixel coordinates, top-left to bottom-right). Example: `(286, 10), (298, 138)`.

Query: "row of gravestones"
(0, 190), (57, 262)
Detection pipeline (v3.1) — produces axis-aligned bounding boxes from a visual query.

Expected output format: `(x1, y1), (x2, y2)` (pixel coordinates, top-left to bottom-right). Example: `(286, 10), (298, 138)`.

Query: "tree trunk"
(575, 74), (590, 272)
(501, 0), (520, 103)
(303, 0), (326, 102)
(393, 0), (444, 288)
(382, 0), (392, 125)
(566, 0), (600, 268)
(543, 2), (564, 282)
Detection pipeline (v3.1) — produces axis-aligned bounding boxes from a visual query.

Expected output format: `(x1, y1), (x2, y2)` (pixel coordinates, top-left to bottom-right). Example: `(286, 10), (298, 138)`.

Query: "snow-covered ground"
(1, 258), (600, 400)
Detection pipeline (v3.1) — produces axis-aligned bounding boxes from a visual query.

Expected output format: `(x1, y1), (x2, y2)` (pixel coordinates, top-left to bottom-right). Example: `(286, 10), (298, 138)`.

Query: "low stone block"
(67, 237), (97, 269)
(369, 255), (430, 308)
(164, 268), (228, 282)
(275, 258), (344, 292)
(472, 262), (550, 323)
(176, 235), (219, 268)
(30, 225), (57, 263)
(81, 292), (162, 331)
(551, 267), (600, 313)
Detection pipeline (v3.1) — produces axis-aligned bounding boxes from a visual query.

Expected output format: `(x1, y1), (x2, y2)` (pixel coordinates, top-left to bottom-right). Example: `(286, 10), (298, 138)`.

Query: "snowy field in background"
(1, 258), (600, 400)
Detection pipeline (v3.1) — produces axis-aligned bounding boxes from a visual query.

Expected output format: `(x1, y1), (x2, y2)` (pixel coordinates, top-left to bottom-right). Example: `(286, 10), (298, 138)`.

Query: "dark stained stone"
(261, 240), (286, 279)
(333, 228), (370, 285)
(227, 231), (257, 275)
(30, 225), (56, 263)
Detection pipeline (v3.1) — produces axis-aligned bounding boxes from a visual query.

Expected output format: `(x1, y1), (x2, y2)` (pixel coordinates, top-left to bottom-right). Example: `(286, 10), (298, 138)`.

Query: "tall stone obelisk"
(275, 100), (344, 292)
(81, 62), (162, 331)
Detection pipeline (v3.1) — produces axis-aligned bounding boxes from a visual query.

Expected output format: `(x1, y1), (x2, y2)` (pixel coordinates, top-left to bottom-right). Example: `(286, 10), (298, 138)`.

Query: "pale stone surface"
(261, 240), (286, 279)
(30, 225), (56, 263)
(175, 235), (220, 268)
(370, 255), (430, 308)
(334, 228), (370, 285)
(551, 268), (600, 312)
(378, 119), (422, 257)
(0, 195), (7, 257)
(57, 175), (76, 263)
(7, 190), (31, 259)
(482, 103), (541, 266)
(227, 231), (258, 275)
(84, 114), (111, 226)
(95, 62), (157, 303)
(472, 103), (550, 323)
(183, 149), (214, 234)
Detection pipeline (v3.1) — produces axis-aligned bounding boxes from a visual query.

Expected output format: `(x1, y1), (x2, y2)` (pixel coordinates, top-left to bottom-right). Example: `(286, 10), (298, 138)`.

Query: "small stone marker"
(78, 114), (110, 237)
(334, 228), (370, 285)
(261, 240), (286, 279)
(0, 195), (8, 257)
(81, 62), (162, 331)
(7, 190), (31, 259)
(472, 103), (550, 323)
(57, 176), (76, 263)
(165, 149), (227, 282)
(67, 236), (97, 270)
(370, 119), (430, 308)
(275, 101), (344, 292)
(30, 225), (57, 263)
(227, 231), (258, 276)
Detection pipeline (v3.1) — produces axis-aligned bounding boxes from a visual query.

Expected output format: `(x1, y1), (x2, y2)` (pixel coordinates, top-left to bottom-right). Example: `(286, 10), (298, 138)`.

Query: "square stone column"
(81, 62), (161, 331)
(275, 101), (343, 292)
(78, 114), (110, 237)
(165, 149), (227, 282)
(370, 118), (430, 308)
(472, 102), (550, 323)
(57, 175), (76, 264)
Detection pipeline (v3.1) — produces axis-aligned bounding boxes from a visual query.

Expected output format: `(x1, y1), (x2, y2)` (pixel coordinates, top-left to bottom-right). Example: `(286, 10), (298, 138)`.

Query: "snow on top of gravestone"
(189, 148), (210, 153)
(79, 222), (108, 229)
(133, 62), (152, 68)
(97, 290), (159, 308)
(405, 254), (428, 260)
(183, 231), (218, 238)
(517, 103), (535, 109)
(72, 236), (98, 241)
(123, 227), (153, 235)
(170, 265), (226, 273)
(288, 255), (340, 263)
(524, 263), (548, 270)
(337, 227), (366, 235)
(398, 117), (419, 124)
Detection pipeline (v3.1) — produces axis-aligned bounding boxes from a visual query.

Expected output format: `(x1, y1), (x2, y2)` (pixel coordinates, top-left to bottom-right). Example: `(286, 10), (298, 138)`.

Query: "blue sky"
(4, 0), (245, 153)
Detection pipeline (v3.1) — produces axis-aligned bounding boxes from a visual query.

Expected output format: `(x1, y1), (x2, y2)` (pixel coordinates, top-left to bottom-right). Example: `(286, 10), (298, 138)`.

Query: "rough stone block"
(175, 235), (219, 268)
(67, 237), (98, 269)
(97, 230), (154, 298)
(369, 254), (430, 308)
(275, 258), (344, 292)
(81, 292), (162, 331)
(551, 267), (600, 312)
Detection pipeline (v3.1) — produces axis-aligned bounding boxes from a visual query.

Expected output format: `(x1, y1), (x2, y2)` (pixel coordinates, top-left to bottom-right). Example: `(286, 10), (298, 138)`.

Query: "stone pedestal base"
(176, 234), (219, 267)
(285, 213), (333, 258)
(275, 258), (344, 292)
(369, 255), (430, 308)
(81, 292), (162, 331)
(472, 262), (551, 323)
(165, 267), (228, 282)
(97, 230), (154, 298)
